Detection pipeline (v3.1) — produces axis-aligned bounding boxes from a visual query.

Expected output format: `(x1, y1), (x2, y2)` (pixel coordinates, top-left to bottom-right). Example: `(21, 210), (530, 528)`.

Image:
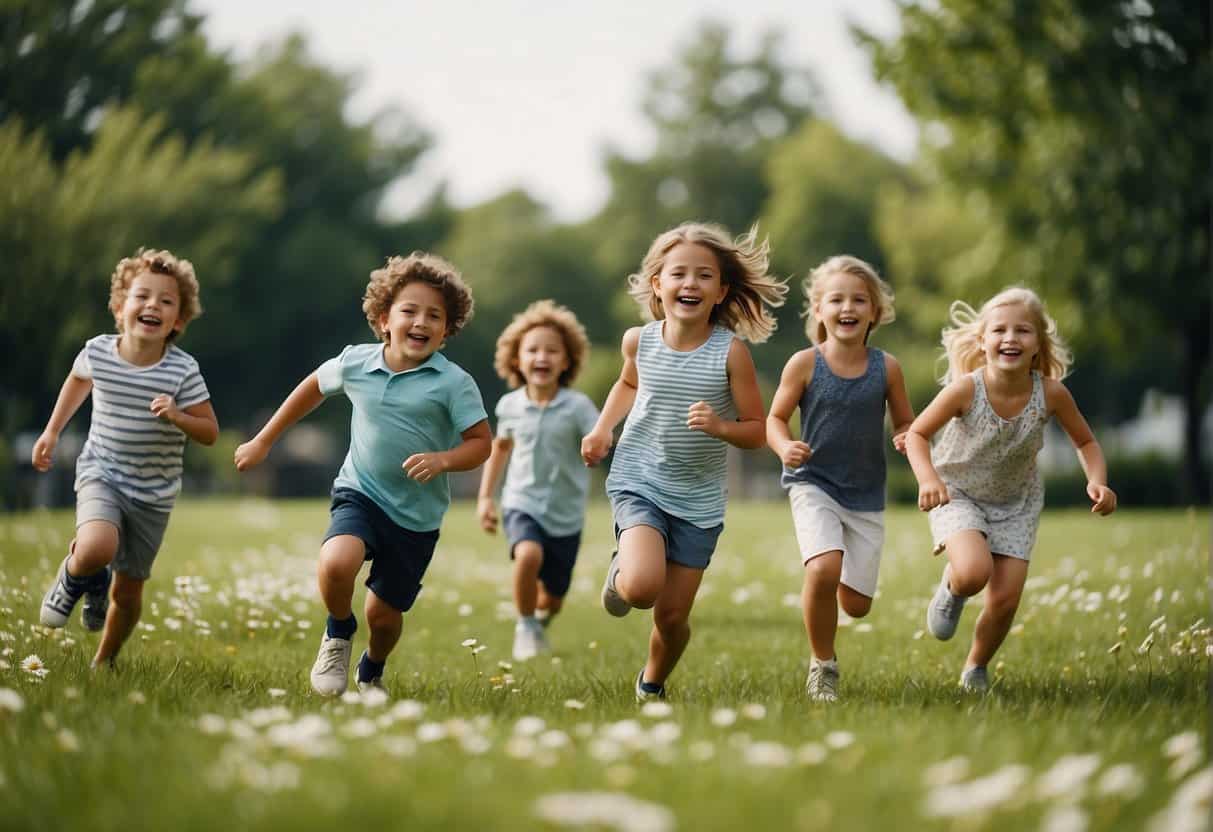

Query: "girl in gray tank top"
(768, 255), (915, 702)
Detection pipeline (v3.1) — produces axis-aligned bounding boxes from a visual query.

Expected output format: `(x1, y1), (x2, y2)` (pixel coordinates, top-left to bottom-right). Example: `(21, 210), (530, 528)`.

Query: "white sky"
(192, 0), (918, 221)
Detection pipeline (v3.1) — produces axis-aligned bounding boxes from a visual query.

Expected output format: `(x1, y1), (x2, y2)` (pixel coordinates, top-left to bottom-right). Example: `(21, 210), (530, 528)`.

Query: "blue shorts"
(610, 491), (723, 570)
(324, 488), (439, 613)
(503, 510), (581, 598)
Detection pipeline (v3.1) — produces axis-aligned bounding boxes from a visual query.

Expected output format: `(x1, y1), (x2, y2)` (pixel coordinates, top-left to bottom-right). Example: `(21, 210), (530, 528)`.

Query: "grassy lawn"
(0, 499), (1207, 831)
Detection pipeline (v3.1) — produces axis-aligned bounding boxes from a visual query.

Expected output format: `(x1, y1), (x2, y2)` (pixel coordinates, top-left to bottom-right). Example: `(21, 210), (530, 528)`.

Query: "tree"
(864, 0), (1211, 500)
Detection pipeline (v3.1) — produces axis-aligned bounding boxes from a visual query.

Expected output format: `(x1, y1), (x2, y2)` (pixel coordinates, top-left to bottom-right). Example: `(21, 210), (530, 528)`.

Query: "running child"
(581, 222), (787, 701)
(905, 287), (1117, 692)
(767, 255), (914, 701)
(477, 300), (599, 661)
(234, 253), (491, 695)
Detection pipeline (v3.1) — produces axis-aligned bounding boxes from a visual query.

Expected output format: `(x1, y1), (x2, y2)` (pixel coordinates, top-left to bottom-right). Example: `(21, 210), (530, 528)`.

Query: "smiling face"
(980, 302), (1040, 373)
(517, 324), (569, 394)
(651, 242), (727, 327)
(379, 281), (449, 367)
(118, 271), (183, 344)
(814, 270), (875, 346)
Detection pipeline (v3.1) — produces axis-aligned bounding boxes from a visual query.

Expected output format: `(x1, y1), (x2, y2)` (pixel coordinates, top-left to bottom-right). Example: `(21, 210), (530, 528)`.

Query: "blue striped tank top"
(606, 321), (735, 528)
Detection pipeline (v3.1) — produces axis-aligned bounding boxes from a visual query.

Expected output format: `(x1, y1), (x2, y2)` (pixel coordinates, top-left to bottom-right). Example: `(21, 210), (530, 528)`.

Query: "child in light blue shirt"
(477, 300), (598, 661)
(236, 253), (490, 696)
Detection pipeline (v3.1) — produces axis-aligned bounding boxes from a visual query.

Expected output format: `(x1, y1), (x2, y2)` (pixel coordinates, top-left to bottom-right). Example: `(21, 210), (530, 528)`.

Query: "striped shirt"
(72, 334), (210, 509)
(606, 321), (735, 528)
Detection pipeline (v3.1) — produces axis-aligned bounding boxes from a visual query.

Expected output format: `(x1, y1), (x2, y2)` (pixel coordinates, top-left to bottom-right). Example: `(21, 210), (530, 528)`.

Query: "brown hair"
(493, 299), (590, 388)
(108, 248), (202, 340)
(363, 252), (474, 342)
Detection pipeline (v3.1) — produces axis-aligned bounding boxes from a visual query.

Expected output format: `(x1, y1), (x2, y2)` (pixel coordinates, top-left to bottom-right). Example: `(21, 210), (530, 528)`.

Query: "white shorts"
(787, 483), (885, 598)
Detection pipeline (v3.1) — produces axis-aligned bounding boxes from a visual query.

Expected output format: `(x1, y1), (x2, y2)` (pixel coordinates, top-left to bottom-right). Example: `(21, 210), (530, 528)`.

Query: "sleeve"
(450, 373), (489, 435)
(176, 359), (211, 408)
(577, 394), (601, 435)
(70, 344), (91, 380)
(316, 346), (353, 397)
(494, 395), (515, 439)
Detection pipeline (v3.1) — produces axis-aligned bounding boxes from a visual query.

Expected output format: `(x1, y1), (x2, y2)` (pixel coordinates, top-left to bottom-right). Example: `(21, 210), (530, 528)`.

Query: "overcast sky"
(192, 0), (919, 220)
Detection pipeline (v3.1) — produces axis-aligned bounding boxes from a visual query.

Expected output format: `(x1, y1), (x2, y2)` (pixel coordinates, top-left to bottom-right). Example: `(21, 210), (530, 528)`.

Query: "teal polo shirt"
(318, 344), (487, 532)
(495, 387), (600, 536)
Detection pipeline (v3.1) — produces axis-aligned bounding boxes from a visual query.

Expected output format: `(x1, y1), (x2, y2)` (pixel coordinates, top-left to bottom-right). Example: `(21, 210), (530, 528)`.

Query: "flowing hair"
(939, 286), (1072, 385)
(626, 222), (788, 343)
(802, 255), (895, 345)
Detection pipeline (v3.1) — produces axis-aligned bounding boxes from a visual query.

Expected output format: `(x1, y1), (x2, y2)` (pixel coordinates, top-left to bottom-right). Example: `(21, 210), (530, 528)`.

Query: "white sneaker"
(310, 634), (353, 696)
(806, 656), (839, 702)
(959, 665), (989, 693)
(601, 553), (631, 617)
(927, 569), (967, 640)
(513, 620), (539, 661)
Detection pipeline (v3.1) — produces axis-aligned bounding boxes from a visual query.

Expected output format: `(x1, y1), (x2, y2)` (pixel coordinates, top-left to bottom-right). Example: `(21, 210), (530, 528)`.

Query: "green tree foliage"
(864, 0), (1210, 499)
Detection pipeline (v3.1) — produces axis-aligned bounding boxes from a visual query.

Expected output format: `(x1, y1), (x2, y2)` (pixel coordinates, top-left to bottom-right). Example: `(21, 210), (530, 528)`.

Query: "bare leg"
(966, 554), (1029, 668)
(69, 521), (119, 577)
(364, 590), (403, 664)
(614, 525), (667, 610)
(536, 585), (562, 619)
(942, 530), (994, 597)
(643, 564), (704, 686)
(93, 572), (143, 665)
(802, 551), (843, 660)
(512, 541), (543, 617)
(317, 535), (366, 619)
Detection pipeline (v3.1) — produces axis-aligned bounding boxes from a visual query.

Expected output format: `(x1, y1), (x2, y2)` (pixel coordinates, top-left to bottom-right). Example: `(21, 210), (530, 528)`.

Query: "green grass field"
(0, 500), (1207, 831)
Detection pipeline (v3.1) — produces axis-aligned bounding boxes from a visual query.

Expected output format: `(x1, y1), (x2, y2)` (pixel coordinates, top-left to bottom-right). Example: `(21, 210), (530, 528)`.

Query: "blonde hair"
(626, 222), (787, 343)
(494, 299), (590, 389)
(802, 255), (895, 345)
(939, 286), (1072, 385)
(109, 248), (202, 340)
(363, 252), (474, 343)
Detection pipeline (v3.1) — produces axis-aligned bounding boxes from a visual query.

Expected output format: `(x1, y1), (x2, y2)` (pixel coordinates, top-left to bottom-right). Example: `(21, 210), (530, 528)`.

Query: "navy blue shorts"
(324, 488), (439, 613)
(502, 510), (581, 598)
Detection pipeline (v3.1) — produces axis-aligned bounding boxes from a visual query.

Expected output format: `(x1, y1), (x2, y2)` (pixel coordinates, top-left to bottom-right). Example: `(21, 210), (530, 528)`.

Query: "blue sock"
(326, 614), (357, 640)
(357, 651), (385, 683)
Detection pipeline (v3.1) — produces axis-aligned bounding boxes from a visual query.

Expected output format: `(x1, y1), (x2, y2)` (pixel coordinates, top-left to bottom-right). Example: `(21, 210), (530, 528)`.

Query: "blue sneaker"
(40, 556), (83, 628)
(634, 669), (665, 703)
(82, 566), (112, 632)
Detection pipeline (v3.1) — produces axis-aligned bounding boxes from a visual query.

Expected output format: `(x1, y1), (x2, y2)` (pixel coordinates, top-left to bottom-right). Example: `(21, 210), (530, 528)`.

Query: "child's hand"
(234, 438), (271, 471)
(892, 432), (908, 455)
(31, 431), (58, 472)
(918, 477), (950, 512)
(686, 401), (723, 437)
(777, 439), (812, 468)
(581, 429), (612, 466)
(403, 451), (447, 484)
(477, 496), (498, 534)
(150, 394), (181, 423)
(1087, 483), (1117, 515)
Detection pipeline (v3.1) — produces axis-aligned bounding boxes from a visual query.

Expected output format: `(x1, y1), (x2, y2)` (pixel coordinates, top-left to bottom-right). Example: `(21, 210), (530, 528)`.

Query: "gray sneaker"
(81, 566), (112, 632)
(512, 619), (549, 661)
(806, 656), (839, 702)
(601, 553), (631, 617)
(309, 634), (353, 696)
(634, 669), (665, 703)
(959, 665), (989, 693)
(927, 570), (967, 640)
(40, 556), (83, 628)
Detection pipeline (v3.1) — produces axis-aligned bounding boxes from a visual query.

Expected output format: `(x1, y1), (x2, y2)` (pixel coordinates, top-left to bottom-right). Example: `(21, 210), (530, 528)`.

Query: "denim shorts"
(610, 491), (723, 570)
(324, 488), (439, 612)
(503, 510), (581, 598)
(75, 479), (171, 580)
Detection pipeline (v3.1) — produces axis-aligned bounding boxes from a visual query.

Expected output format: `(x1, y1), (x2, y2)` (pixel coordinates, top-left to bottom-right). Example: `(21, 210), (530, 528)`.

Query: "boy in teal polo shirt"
(477, 300), (598, 661)
(236, 252), (491, 695)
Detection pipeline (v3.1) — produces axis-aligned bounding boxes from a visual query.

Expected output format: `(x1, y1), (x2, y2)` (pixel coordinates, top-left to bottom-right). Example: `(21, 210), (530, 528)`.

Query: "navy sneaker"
(82, 566), (112, 632)
(40, 556), (84, 628)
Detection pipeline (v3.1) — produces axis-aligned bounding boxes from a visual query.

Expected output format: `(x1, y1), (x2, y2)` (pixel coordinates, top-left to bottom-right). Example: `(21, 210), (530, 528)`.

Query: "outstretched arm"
(1046, 379), (1117, 515)
(234, 372), (325, 471)
(581, 327), (641, 466)
(31, 373), (93, 472)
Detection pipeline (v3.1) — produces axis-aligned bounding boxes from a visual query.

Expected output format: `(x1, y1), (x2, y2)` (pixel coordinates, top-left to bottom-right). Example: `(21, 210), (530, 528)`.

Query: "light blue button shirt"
(318, 344), (488, 532)
(495, 387), (600, 536)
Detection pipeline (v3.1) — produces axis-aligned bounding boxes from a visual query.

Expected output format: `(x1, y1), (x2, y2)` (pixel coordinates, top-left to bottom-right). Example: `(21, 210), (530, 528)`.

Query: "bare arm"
(151, 397), (219, 446)
(905, 378), (973, 512)
(765, 349), (814, 469)
(690, 339), (765, 449)
(1046, 379), (1117, 515)
(234, 372), (326, 471)
(476, 435), (514, 533)
(581, 327), (641, 466)
(31, 373), (93, 472)
(884, 353), (915, 454)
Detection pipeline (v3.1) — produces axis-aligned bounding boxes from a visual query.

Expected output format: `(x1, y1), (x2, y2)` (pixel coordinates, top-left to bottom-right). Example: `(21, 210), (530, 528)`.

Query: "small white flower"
(127, 691), (146, 705)
(197, 714), (227, 734)
(56, 729), (79, 753)
(740, 703), (766, 721)
(744, 741), (792, 768)
(20, 655), (48, 679)
(640, 701), (673, 719)
(0, 688), (25, 714)
(825, 731), (855, 749)
(267, 688), (287, 698)
(461, 638), (478, 648)
(514, 716), (546, 736)
(797, 742), (827, 765)
(1096, 764), (1144, 798)
(563, 699), (586, 710)
(710, 708), (737, 727)
(1163, 731), (1201, 759)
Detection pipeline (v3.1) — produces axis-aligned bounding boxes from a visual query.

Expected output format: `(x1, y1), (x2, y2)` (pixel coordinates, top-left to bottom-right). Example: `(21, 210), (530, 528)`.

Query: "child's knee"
(318, 540), (363, 582)
(365, 599), (402, 632)
(540, 594), (563, 615)
(513, 541), (543, 569)
(653, 606), (690, 635)
(803, 553), (842, 593)
(985, 589), (1022, 618)
(949, 563), (992, 596)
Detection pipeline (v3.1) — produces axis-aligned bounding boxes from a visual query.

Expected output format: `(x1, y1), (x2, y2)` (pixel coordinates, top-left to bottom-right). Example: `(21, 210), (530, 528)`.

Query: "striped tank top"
(606, 321), (735, 528)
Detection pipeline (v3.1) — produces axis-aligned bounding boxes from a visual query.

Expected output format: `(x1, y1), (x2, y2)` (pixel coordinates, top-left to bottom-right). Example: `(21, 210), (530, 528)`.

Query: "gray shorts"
(76, 480), (172, 580)
(610, 490), (723, 570)
(927, 496), (1039, 561)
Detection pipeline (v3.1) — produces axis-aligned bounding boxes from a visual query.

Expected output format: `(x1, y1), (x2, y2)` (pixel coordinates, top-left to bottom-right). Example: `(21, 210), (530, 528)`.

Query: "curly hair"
(939, 286), (1072, 385)
(802, 255), (896, 345)
(363, 252), (474, 342)
(108, 248), (202, 340)
(493, 299), (590, 389)
(626, 223), (788, 344)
